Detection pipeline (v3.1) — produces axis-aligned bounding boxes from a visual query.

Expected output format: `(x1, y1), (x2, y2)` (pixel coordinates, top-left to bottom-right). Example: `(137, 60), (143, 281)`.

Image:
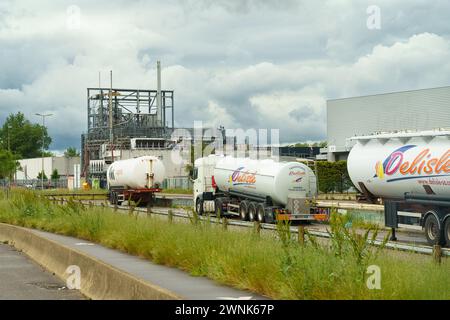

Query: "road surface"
(0, 243), (84, 300)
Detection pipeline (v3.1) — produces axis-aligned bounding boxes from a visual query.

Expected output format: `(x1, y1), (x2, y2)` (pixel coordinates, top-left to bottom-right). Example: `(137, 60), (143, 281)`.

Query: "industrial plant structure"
(81, 61), (320, 188)
(81, 62), (179, 186)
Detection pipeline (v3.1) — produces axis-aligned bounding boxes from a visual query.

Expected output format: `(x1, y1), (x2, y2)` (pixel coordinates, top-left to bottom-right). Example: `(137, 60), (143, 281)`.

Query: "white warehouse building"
(326, 86), (450, 161)
(16, 156), (81, 180)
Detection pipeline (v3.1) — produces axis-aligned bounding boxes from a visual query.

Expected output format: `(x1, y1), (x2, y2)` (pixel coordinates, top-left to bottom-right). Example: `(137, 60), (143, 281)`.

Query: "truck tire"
(239, 201), (249, 221)
(444, 218), (450, 248)
(256, 203), (266, 223)
(424, 213), (444, 246)
(248, 202), (257, 221)
(215, 198), (224, 218)
(196, 198), (204, 216)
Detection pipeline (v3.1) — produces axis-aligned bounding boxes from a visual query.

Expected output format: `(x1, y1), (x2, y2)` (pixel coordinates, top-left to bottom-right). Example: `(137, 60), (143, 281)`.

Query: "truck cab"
(193, 155), (222, 214)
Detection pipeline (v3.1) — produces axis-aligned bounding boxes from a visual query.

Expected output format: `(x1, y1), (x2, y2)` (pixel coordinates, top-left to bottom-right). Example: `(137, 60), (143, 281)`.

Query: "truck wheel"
(424, 213), (444, 246)
(256, 203), (266, 223)
(239, 201), (249, 221)
(215, 198), (224, 218)
(248, 202), (257, 221)
(196, 198), (204, 216)
(444, 218), (450, 248)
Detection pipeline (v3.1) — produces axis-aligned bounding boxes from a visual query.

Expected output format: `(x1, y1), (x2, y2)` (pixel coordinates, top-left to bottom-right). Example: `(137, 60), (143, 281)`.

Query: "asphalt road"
(0, 243), (84, 300)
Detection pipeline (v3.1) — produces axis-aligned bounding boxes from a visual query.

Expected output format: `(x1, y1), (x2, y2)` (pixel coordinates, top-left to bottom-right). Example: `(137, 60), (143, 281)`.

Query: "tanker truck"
(107, 156), (165, 206)
(347, 130), (450, 247)
(193, 155), (328, 223)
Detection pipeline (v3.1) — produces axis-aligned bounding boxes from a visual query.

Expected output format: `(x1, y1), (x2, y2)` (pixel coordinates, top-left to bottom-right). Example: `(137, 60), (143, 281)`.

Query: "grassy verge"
(0, 190), (448, 299)
(38, 188), (108, 195)
(37, 188), (108, 200)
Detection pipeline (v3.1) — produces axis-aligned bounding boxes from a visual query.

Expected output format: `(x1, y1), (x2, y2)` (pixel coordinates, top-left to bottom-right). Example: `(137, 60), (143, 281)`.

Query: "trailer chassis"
(384, 193), (450, 247)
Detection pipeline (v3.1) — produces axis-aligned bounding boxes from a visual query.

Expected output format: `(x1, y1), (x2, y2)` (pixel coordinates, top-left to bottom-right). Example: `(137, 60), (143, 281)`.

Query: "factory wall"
(16, 157), (81, 180)
(327, 86), (450, 161)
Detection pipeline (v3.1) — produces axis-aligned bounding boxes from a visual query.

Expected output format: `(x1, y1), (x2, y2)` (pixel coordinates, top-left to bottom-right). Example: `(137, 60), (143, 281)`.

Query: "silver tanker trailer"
(107, 156), (166, 206)
(193, 155), (327, 223)
(347, 130), (450, 247)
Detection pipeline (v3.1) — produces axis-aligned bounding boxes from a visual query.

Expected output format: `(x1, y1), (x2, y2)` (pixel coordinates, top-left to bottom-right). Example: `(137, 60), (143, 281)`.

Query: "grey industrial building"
(326, 86), (450, 161)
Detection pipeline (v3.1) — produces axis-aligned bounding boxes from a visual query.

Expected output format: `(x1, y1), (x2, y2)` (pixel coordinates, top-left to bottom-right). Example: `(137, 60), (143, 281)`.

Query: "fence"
(2, 177), (193, 191)
(0, 178), (70, 189)
(162, 177), (193, 190)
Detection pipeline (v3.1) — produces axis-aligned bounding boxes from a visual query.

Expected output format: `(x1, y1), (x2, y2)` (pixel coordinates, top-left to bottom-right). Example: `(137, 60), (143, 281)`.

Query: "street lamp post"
(7, 125), (13, 186)
(7, 125), (12, 152)
(35, 113), (53, 190)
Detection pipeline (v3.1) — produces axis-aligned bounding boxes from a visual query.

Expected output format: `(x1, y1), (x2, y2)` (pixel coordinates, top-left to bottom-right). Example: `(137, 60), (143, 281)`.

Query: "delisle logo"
(374, 145), (450, 182)
(229, 167), (256, 186)
(289, 168), (306, 183)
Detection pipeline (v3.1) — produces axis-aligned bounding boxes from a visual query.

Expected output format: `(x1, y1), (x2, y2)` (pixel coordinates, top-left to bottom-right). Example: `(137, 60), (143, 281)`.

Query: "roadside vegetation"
(37, 188), (108, 201)
(39, 188), (108, 195)
(0, 189), (448, 300)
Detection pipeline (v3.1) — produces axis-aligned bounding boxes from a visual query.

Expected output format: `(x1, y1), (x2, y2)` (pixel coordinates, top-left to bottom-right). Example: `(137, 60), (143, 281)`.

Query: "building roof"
(328, 85), (450, 102)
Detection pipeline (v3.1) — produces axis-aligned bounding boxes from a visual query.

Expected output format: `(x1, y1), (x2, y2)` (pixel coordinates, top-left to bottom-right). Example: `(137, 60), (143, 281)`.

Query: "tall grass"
(0, 189), (448, 300)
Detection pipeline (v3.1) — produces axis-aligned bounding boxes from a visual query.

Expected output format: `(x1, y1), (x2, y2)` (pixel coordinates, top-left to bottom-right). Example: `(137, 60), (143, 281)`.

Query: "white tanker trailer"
(348, 130), (450, 247)
(107, 156), (165, 206)
(193, 155), (327, 223)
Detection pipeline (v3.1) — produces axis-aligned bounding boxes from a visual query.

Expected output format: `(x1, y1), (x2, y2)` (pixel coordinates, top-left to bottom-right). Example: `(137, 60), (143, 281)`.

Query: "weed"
(0, 189), (448, 300)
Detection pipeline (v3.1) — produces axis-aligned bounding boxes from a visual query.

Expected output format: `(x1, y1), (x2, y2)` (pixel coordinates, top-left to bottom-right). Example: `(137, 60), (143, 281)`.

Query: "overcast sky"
(1, 0), (450, 151)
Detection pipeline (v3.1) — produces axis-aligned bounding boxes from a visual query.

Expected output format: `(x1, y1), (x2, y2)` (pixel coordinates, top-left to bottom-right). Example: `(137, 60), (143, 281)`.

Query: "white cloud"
(1, 1), (450, 150)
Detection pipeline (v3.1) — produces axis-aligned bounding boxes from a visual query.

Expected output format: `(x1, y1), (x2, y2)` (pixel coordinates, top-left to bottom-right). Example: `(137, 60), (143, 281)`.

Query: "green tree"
(0, 112), (52, 159)
(64, 147), (80, 157)
(51, 169), (60, 181)
(0, 149), (19, 179)
(37, 171), (48, 180)
(316, 160), (354, 193)
(312, 141), (328, 148)
(293, 142), (310, 147)
(291, 141), (327, 148)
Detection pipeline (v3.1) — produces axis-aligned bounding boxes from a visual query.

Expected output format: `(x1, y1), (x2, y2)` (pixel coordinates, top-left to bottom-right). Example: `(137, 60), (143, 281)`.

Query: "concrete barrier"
(0, 223), (181, 300)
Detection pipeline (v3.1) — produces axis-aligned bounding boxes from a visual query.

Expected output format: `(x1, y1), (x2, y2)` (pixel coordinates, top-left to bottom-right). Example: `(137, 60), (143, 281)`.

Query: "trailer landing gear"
(196, 198), (204, 216)
(390, 228), (397, 241)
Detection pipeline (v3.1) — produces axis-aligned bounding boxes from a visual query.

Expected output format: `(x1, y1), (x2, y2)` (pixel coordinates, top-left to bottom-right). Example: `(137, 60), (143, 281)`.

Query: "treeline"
(0, 112), (51, 179)
(0, 112), (79, 180)
(314, 160), (354, 193)
(290, 141), (327, 148)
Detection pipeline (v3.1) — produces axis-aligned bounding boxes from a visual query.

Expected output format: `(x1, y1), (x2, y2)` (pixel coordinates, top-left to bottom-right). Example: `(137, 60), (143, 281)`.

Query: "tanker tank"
(213, 156), (317, 206)
(347, 131), (450, 200)
(107, 156), (165, 190)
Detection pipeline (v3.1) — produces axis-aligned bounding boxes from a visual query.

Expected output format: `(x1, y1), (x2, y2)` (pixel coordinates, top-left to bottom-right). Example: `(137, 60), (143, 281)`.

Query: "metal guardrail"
(44, 192), (193, 200)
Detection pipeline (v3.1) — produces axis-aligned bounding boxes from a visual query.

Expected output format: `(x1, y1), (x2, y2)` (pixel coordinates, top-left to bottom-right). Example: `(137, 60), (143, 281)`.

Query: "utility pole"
(109, 70), (114, 164)
(156, 61), (162, 127)
(7, 125), (12, 187)
(35, 113), (53, 190)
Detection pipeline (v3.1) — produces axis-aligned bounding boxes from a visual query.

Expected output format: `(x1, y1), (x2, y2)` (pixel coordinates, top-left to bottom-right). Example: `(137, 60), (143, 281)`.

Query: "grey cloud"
(289, 106), (319, 122)
(179, 0), (300, 14)
(1, 1), (450, 151)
